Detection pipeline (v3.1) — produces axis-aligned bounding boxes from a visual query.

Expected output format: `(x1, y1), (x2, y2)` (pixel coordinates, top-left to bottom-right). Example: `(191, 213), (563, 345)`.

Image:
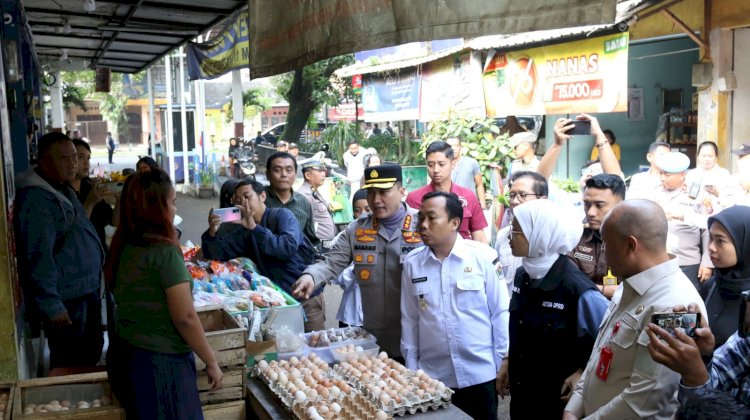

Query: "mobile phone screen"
(213, 207), (241, 223)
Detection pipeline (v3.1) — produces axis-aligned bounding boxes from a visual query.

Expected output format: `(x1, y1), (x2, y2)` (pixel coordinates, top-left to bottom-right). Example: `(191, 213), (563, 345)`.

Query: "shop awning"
(23, 0), (247, 73)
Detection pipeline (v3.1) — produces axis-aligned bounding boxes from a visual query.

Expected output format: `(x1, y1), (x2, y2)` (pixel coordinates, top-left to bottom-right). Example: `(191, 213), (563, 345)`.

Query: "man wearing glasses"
(494, 171), (548, 292)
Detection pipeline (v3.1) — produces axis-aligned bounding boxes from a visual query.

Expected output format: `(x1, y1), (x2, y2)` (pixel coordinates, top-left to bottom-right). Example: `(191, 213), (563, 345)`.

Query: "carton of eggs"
(0, 390), (8, 420)
(293, 393), (392, 420)
(22, 397), (111, 415)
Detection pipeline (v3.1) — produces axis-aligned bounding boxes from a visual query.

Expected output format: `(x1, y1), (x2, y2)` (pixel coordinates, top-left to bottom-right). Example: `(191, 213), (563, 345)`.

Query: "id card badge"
(596, 346), (613, 381)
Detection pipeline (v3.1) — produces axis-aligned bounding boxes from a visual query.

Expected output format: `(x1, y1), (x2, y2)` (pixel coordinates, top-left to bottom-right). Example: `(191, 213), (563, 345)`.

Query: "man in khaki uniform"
(293, 164), (421, 358)
(653, 151), (716, 288)
(563, 200), (707, 420)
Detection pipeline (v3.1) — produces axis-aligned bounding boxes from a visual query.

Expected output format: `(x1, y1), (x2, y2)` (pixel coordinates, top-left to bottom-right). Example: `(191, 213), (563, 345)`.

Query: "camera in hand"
(566, 120), (591, 136)
(652, 312), (701, 337)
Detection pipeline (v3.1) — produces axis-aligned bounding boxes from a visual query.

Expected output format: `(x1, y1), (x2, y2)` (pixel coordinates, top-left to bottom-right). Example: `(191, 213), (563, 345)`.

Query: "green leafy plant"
(552, 177), (581, 193)
(422, 117), (514, 192)
(319, 121), (364, 165)
(198, 165), (216, 187)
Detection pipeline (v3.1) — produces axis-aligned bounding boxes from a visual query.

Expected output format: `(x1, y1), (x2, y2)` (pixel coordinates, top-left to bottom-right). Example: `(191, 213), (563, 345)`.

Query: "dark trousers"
(108, 149), (114, 164)
(44, 292), (103, 369)
(302, 293), (326, 332)
(451, 379), (498, 420)
(681, 264), (700, 290)
(107, 334), (203, 420)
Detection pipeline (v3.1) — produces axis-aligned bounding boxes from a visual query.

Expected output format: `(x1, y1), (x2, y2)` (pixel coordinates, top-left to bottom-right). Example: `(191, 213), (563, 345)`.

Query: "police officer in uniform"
(653, 151), (717, 289)
(568, 174), (626, 298)
(293, 164), (422, 360)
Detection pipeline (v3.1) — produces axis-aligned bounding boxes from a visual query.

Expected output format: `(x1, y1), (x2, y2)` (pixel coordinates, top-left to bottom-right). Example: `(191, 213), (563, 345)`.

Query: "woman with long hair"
(105, 169), (223, 419)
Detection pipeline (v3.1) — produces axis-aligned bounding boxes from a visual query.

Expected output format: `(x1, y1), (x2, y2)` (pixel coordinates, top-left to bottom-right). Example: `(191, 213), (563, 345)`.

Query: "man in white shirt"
(627, 141), (671, 200)
(401, 191), (509, 420)
(563, 199), (707, 420)
(343, 140), (366, 194)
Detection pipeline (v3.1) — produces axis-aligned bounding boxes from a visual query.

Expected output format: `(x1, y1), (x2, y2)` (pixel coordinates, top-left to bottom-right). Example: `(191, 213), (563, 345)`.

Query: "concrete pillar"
(697, 28), (733, 170)
(232, 70), (243, 138)
(49, 70), (64, 131)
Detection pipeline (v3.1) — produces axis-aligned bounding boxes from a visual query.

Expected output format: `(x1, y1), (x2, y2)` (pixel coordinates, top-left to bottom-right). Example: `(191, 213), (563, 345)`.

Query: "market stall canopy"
(248, 0), (628, 79)
(24, 0), (247, 73)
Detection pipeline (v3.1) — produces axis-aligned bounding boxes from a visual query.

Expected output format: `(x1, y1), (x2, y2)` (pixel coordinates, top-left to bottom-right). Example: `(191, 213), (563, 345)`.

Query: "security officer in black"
(568, 174), (626, 299)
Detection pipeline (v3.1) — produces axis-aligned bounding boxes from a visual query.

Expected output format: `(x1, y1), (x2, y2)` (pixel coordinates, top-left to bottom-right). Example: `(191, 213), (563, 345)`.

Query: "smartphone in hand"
(213, 207), (241, 223)
(651, 312), (701, 337)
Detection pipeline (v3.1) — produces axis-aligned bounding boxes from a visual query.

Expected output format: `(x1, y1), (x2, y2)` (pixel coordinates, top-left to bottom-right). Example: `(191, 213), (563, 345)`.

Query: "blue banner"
(186, 10), (249, 80)
(362, 69), (420, 121)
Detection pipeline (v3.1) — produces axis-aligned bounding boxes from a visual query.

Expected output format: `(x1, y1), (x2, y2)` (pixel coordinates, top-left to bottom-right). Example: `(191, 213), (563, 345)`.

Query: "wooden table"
(246, 378), (473, 420)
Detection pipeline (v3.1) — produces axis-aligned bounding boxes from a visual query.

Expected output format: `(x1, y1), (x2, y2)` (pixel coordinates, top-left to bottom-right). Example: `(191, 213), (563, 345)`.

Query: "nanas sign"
(482, 33), (629, 116)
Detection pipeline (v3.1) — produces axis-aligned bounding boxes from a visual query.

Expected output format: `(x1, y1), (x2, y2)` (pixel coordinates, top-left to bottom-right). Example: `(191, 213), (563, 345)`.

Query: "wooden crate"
(202, 400), (245, 420)
(0, 382), (14, 420)
(12, 372), (125, 419)
(197, 367), (245, 405)
(196, 307), (247, 370)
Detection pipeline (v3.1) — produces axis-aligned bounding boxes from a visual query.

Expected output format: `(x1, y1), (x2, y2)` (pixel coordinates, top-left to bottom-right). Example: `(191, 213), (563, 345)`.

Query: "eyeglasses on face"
(508, 192), (539, 200)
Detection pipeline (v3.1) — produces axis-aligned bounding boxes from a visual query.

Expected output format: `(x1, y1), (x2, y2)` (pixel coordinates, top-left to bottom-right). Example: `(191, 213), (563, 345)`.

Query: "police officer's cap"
(362, 164), (402, 190)
(509, 131), (537, 148)
(655, 151), (690, 173)
(301, 160), (326, 173)
(732, 143), (750, 157)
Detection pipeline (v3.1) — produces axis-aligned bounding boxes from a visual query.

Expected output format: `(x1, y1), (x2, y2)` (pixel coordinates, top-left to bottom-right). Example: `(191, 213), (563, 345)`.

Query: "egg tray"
(305, 327), (377, 348)
(332, 359), (453, 417)
(256, 360), (354, 410)
(292, 393), (392, 420)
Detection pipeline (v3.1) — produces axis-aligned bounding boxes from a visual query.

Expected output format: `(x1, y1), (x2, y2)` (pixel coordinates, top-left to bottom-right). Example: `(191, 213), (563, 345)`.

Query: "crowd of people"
(12, 120), (750, 418)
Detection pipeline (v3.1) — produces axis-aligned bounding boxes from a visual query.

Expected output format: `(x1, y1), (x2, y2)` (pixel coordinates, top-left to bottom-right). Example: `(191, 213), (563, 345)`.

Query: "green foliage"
(422, 117), (513, 192)
(62, 84), (87, 111)
(552, 177), (581, 193)
(361, 133), (424, 165)
(272, 55), (356, 142)
(98, 90), (128, 141)
(198, 165), (217, 186)
(224, 88), (269, 123)
(320, 121), (364, 165)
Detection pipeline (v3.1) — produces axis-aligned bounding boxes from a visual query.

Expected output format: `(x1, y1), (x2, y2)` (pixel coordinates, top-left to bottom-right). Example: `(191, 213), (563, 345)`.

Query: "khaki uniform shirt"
(303, 204), (422, 356)
(297, 181), (336, 242)
(565, 259), (707, 419)
(656, 188), (714, 268)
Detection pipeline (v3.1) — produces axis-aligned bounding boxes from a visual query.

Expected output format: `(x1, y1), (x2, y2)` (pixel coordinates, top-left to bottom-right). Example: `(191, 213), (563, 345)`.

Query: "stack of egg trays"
(332, 359), (453, 417)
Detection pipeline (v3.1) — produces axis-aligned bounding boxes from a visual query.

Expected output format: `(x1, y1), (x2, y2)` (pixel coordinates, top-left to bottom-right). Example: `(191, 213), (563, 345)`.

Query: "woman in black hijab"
(701, 205), (750, 347)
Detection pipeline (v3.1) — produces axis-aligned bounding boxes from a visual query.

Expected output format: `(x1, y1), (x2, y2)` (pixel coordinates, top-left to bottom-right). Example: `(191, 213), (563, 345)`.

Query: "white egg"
(354, 346), (364, 352)
(331, 402), (342, 413)
(278, 372), (288, 386)
(379, 392), (391, 405)
(269, 371), (279, 381)
(294, 390), (307, 403)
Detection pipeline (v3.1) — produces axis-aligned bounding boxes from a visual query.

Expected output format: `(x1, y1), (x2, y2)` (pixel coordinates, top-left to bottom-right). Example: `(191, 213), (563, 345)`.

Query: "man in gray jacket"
(15, 132), (105, 369)
(293, 164), (422, 359)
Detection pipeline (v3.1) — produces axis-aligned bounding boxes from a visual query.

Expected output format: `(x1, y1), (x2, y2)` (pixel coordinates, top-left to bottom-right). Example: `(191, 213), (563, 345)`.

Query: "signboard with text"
(362, 69), (420, 121)
(482, 33), (629, 116)
(420, 52), (486, 121)
(186, 10), (249, 80)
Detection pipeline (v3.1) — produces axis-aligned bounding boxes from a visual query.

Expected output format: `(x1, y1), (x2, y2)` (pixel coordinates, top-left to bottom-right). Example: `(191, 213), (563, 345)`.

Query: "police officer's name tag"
(412, 277), (427, 284)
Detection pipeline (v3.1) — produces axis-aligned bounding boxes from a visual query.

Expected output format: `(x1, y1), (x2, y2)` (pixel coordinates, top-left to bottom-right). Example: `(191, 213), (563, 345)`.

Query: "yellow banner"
(483, 33), (629, 116)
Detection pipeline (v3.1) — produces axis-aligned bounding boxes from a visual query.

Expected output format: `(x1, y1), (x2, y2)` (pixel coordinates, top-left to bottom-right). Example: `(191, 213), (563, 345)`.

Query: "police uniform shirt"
(297, 181), (336, 242)
(303, 203), (422, 356)
(565, 259), (708, 419)
(656, 188), (714, 268)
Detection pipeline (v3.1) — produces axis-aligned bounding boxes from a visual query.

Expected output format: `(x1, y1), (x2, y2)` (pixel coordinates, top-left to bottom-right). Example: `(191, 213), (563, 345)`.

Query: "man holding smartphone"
(563, 200), (706, 420)
(647, 301), (750, 408)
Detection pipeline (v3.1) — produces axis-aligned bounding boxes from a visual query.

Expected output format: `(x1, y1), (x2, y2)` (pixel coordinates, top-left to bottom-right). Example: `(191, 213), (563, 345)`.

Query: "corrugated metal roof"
(24, 0), (246, 73)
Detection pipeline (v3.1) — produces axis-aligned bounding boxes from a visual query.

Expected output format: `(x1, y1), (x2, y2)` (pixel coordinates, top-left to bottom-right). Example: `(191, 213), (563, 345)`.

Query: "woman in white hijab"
(512, 199), (583, 279)
(501, 199), (608, 420)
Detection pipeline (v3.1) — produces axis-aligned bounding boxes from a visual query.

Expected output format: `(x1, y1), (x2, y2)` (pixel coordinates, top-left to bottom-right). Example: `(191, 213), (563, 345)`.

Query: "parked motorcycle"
(235, 138), (256, 179)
